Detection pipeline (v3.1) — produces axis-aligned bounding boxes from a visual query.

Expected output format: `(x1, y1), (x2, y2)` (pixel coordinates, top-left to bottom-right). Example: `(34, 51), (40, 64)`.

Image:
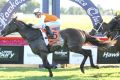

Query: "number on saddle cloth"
(50, 34), (65, 52)
(40, 25), (64, 47)
(53, 34), (64, 46)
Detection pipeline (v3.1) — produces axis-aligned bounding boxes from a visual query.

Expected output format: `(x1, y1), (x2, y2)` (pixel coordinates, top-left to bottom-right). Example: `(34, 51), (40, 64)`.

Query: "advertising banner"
(97, 46), (120, 64)
(24, 45), (52, 64)
(69, 46), (97, 64)
(0, 46), (24, 64)
(71, 0), (103, 29)
(0, 0), (28, 30)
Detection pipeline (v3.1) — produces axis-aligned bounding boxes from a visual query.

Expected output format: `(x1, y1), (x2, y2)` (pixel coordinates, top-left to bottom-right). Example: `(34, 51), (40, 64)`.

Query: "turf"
(0, 67), (119, 80)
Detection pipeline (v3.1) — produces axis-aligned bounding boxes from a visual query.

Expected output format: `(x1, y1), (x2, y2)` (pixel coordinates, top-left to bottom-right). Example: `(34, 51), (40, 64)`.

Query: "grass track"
(0, 67), (120, 80)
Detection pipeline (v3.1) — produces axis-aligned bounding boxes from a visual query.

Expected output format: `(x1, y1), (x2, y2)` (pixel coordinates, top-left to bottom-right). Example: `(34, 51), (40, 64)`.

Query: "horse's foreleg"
(40, 54), (53, 77)
(80, 54), (88, 73)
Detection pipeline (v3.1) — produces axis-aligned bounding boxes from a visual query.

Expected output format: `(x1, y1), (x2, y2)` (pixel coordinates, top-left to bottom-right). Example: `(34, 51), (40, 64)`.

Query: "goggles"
(34, 12), (41, 16)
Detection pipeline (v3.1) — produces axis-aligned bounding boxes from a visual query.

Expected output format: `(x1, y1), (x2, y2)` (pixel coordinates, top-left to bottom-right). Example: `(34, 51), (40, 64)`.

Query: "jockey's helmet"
(33, 8), (41, 14)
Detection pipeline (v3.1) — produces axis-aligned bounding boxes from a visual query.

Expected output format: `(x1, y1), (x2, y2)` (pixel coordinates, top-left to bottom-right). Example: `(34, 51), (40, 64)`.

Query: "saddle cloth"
(41, 29), (64, 47)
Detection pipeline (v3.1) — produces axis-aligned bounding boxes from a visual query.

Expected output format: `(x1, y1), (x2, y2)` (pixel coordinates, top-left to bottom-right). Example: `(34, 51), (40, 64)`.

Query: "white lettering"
(0, 13), (7, 22)
(74, 0), (87, 6)
(0, 51), (15, 58)
(0, 18), (7, 28)
(54, 51), (68, 56)
(5, 12), (9, 18)
(7, 7), (13, 14)
(92, 16), (101, 25)
(103, 52), (120, 58)
(9, 1), (16, 10)
(87, 7), (99, 16)
(15, 0), (19, 5)
(0, 0), (26, 29)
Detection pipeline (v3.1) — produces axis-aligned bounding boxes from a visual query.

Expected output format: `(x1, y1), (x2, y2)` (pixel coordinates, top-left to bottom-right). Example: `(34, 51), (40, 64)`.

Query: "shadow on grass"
(92, 72), (120, 78)
(15, 75), (79, 80)
(0, 67), (82, 72)
(0, 66), (98, 73)
(0, 67), (39, 72)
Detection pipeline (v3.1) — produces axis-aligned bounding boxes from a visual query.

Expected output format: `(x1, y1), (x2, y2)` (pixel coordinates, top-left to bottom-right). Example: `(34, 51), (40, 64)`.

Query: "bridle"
(109, 17), (120, 40)
(92, 21), (106, 36)
(113, 32), (120, 40)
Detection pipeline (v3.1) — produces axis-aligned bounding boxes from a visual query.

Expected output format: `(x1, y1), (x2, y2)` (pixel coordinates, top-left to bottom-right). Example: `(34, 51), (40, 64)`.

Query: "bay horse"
(0, 18), (114, 77)
(101, 15), (120, 52)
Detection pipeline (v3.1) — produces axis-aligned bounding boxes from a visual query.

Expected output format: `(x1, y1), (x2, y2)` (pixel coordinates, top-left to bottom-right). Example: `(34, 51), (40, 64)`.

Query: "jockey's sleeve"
(32, 15), (46, 29)
(39, 15), (46, 27)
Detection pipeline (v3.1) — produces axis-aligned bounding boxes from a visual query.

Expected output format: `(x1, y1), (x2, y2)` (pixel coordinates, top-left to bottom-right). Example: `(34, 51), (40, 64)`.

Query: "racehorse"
(101, 15), (120, 52)
(0, 18), (115, 77)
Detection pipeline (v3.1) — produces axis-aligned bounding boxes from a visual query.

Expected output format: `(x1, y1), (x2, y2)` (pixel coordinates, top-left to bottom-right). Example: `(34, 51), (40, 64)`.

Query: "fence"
(0, 37), (119, 64)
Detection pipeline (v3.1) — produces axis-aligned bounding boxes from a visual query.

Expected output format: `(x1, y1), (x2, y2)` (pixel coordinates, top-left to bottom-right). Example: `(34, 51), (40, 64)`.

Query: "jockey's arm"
(32, 15), (46, 29)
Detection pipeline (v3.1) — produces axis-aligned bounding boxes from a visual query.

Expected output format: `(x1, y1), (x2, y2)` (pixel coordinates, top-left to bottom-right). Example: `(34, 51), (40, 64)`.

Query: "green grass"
(0, 67), (120, 80)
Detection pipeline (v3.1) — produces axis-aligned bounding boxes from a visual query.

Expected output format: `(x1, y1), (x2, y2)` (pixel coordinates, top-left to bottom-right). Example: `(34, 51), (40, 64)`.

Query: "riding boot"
(45, 26), (54, 38)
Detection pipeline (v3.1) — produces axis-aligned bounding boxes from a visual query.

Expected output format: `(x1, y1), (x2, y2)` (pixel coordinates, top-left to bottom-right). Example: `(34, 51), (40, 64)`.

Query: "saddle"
(41, 29), (64, 47)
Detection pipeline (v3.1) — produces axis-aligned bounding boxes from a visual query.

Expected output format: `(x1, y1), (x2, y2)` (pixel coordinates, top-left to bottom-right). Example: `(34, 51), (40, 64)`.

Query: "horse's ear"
(12, 16), (17, 21)
(11, 13), (18, 20)
(14, 16), (17, 20)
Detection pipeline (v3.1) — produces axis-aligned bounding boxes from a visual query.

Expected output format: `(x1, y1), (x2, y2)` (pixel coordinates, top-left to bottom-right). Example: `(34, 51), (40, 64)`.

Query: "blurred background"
(0, 0), (120, 32)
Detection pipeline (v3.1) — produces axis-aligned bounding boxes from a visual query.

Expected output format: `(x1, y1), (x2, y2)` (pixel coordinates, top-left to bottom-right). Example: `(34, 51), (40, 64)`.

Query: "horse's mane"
(17, 20), (34, 29)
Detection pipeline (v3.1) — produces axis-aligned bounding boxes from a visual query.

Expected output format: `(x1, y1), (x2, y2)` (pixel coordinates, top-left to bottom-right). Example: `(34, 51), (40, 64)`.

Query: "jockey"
(32, 8), (61, 38)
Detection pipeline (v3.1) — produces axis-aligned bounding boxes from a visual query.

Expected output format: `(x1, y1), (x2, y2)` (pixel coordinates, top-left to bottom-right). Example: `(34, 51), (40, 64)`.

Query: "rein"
(92, 21), (104, 34)
(112, 31), (120, 40)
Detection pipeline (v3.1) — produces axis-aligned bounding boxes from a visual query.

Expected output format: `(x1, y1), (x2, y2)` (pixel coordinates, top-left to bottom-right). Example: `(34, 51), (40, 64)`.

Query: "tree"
(66, 6), (86, 15)
(0, 0), (7, 11)
(60, 7), (67, 14)
(19, 1), (40, 13)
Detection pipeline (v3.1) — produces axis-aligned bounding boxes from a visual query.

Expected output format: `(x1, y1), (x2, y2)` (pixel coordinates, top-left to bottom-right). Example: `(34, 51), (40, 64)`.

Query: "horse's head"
(108, 15), (120, 31)
(89, 19), (109, 36)
(103, 15), (120, 39)
(100, 22), (111, 36)
(91, 15), (120, 37)
(89, 21), (110, 36)
(0, 17), (18, 36)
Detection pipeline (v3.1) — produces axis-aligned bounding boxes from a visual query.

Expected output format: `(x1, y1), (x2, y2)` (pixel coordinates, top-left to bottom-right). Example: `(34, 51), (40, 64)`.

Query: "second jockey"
(32, 8), (61, 38)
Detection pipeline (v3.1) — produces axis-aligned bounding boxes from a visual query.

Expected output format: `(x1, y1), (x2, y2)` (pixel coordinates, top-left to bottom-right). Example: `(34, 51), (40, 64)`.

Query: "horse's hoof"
(49, 74), (53, 77)
(91, 65), (99, 69)
(51, 65), (57, 69)
(95, 65), (99, 69)
(80, 67), (85, 74)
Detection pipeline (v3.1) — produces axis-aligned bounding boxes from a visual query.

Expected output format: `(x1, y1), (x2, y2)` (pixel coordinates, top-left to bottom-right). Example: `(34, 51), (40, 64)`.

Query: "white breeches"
(40, 29), (49, 45)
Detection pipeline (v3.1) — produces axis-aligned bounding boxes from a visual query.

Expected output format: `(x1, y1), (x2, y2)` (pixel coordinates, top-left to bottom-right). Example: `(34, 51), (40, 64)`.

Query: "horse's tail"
(86, 34), (116, 47)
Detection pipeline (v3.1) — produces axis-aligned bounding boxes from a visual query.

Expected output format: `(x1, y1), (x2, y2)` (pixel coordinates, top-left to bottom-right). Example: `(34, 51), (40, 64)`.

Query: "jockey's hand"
(48, 34), (54, 39)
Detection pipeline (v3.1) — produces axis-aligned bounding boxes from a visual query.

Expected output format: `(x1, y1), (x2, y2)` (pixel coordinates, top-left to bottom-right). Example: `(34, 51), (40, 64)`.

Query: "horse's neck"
(18, 25), (42, 42)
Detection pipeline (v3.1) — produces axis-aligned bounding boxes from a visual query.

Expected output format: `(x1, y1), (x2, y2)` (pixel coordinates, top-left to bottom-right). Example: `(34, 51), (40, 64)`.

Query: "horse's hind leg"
(69, 47), (88, 73)
(80, 53), (88, 73)
(79, 49), (89, 73)
(79, 49), (99, 73)
(88, 50), (99, 69)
